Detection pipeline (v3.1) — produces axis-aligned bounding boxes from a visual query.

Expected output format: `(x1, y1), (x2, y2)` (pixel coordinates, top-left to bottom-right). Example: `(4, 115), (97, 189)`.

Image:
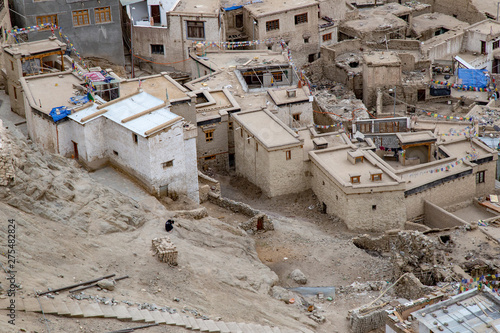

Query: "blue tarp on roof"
(224, 5), (243, 11)
(50, 106), (71, 122)
(458, 68), (489, 88)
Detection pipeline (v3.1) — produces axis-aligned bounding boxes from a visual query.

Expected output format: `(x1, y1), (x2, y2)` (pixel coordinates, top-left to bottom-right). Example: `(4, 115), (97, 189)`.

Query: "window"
(240, 128), (243, 137)
(256, 143), (258, 151)
(294, 13), (308, 25)
(372, 205), (377, 211)
(204, 155), (216, 161)
(349, 173), (361, 184)
(187, 21), (205, 39)
(494, 40), (500, 50)
(162, 160), (174, 168)
(476, 171), (485, 184)
(95, 7), (111, 24)
(481, 41), (487, 55)
(304, 37), (309, 44)
(36, 14), (57, 29)
(151, 44), (164, 55)
(228, 122), (233, 130)
(322, 33), (332, 42)
(266, 19), (279, 32)
(370, 170), (382, 181)
(292, 113), (300, 121)
(235, 14), (243, 28)
(133, 133), (138, 144)
(113, 150), (119, 156)
(10, 61), (13, 71)
(73, 10), (90, 27)
(205, 129), (214, 142)
(13, 86), (17, 100)
(272, 72), (283, 82)
(285, 150), (291, 160)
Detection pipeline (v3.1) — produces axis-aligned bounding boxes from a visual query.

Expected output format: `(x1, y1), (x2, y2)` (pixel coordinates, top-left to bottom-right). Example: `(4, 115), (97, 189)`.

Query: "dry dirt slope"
(0, 127), (316, 332)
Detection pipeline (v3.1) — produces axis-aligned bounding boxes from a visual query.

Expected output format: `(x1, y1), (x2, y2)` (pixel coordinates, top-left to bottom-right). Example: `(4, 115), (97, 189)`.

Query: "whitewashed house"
(61, 91), (199, 202)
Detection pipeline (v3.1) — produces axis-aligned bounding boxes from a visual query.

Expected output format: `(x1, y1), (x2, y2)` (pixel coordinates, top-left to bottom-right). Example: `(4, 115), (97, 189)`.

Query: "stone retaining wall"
(0, 120), (15, 186)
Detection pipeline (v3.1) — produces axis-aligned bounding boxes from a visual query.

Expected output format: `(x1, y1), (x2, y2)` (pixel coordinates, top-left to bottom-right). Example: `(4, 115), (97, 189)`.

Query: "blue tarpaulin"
(457, 68), (489, 88)
(69, 95), (89, 105)
(49, 106), (71, 122)
(224, 5), (243, 11)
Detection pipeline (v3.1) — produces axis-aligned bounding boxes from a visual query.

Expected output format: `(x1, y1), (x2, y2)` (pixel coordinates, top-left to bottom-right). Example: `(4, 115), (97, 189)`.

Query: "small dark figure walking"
(165, 219), (175, 232)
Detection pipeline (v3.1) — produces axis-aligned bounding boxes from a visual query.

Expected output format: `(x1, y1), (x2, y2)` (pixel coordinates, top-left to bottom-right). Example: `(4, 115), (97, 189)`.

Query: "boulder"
(289, 269), (307, 285)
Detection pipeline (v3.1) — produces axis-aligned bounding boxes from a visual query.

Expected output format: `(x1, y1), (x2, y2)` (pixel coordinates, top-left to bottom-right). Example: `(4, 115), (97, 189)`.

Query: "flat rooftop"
(232, 109), (301, 149)
(341, 14), (407, 33)
(310, 147), (402, 187)
(244, 0), (317, 17)
(120, 75), (188, 102)
(24, 72), (83, 115)
(4, 38), (66, 57)
(363, 51), (401, 66)
(466, 19), (500, 37)
(412, 13), (469, 36)
(413, 289), (500, 333)
(441, 137), (495, 162)
(369, 3), (412, 16)
(173, 0), (219, 14)
(195, 89), (239, 122)
(69, 91), (182, 137)
(193, 50), (289, 71)
(397, 131), (436, 145)
(187, 71), (271, 111)
(267, 86), (310, 106)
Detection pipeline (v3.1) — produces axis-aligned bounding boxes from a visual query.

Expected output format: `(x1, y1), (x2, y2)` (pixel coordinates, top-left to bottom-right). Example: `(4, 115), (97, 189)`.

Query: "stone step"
(52, 299), (71, 316)
(38, 298), (58, 314)
(181, 315), (193, 329)
(196, 318), (210, 332)
(205, 319), (221, 332)
(16, 298), (25, 312)
(112, 305), (133, 321)
(216, 321), (231, 333)
(262, 326), (274, 333)
(161, 311), (176, 325)
(150, 310), (167, 324)
(139, 309), (155, 323)
(188, 316), (201, 330)
(248, 324), (265, 333)
(80, 302), (105, 318)
(99, 303), (117, 318)
(0, 298), (10, 310)
(65, 300), (84, 317)
(225, 322), (242, 333)
(128, 307), (145, 322)
(171, 313), (187, 327)
(23, 298), (42, 312)
(238, 323), (255, 333)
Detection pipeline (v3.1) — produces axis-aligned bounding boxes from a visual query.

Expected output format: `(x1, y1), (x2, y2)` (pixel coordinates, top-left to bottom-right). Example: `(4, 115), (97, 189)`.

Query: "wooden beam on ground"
(38, 274), (116, 296)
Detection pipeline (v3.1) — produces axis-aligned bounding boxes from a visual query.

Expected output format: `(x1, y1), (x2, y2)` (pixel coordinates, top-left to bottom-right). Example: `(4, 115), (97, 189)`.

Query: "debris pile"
(152, 237), (178, 265)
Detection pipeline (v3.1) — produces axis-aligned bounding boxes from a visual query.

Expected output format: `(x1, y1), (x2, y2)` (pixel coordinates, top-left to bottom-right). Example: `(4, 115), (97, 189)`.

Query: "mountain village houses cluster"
(1, 0), (500, 232)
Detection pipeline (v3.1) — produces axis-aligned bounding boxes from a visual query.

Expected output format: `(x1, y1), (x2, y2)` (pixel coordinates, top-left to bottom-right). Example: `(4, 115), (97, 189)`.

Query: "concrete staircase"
(0, 297), (284, 333)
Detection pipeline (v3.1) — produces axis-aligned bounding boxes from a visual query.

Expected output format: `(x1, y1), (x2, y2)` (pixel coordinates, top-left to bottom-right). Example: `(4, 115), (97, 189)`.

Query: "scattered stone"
(97, 279), (116, 291)
(289, 269), (308, 285)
